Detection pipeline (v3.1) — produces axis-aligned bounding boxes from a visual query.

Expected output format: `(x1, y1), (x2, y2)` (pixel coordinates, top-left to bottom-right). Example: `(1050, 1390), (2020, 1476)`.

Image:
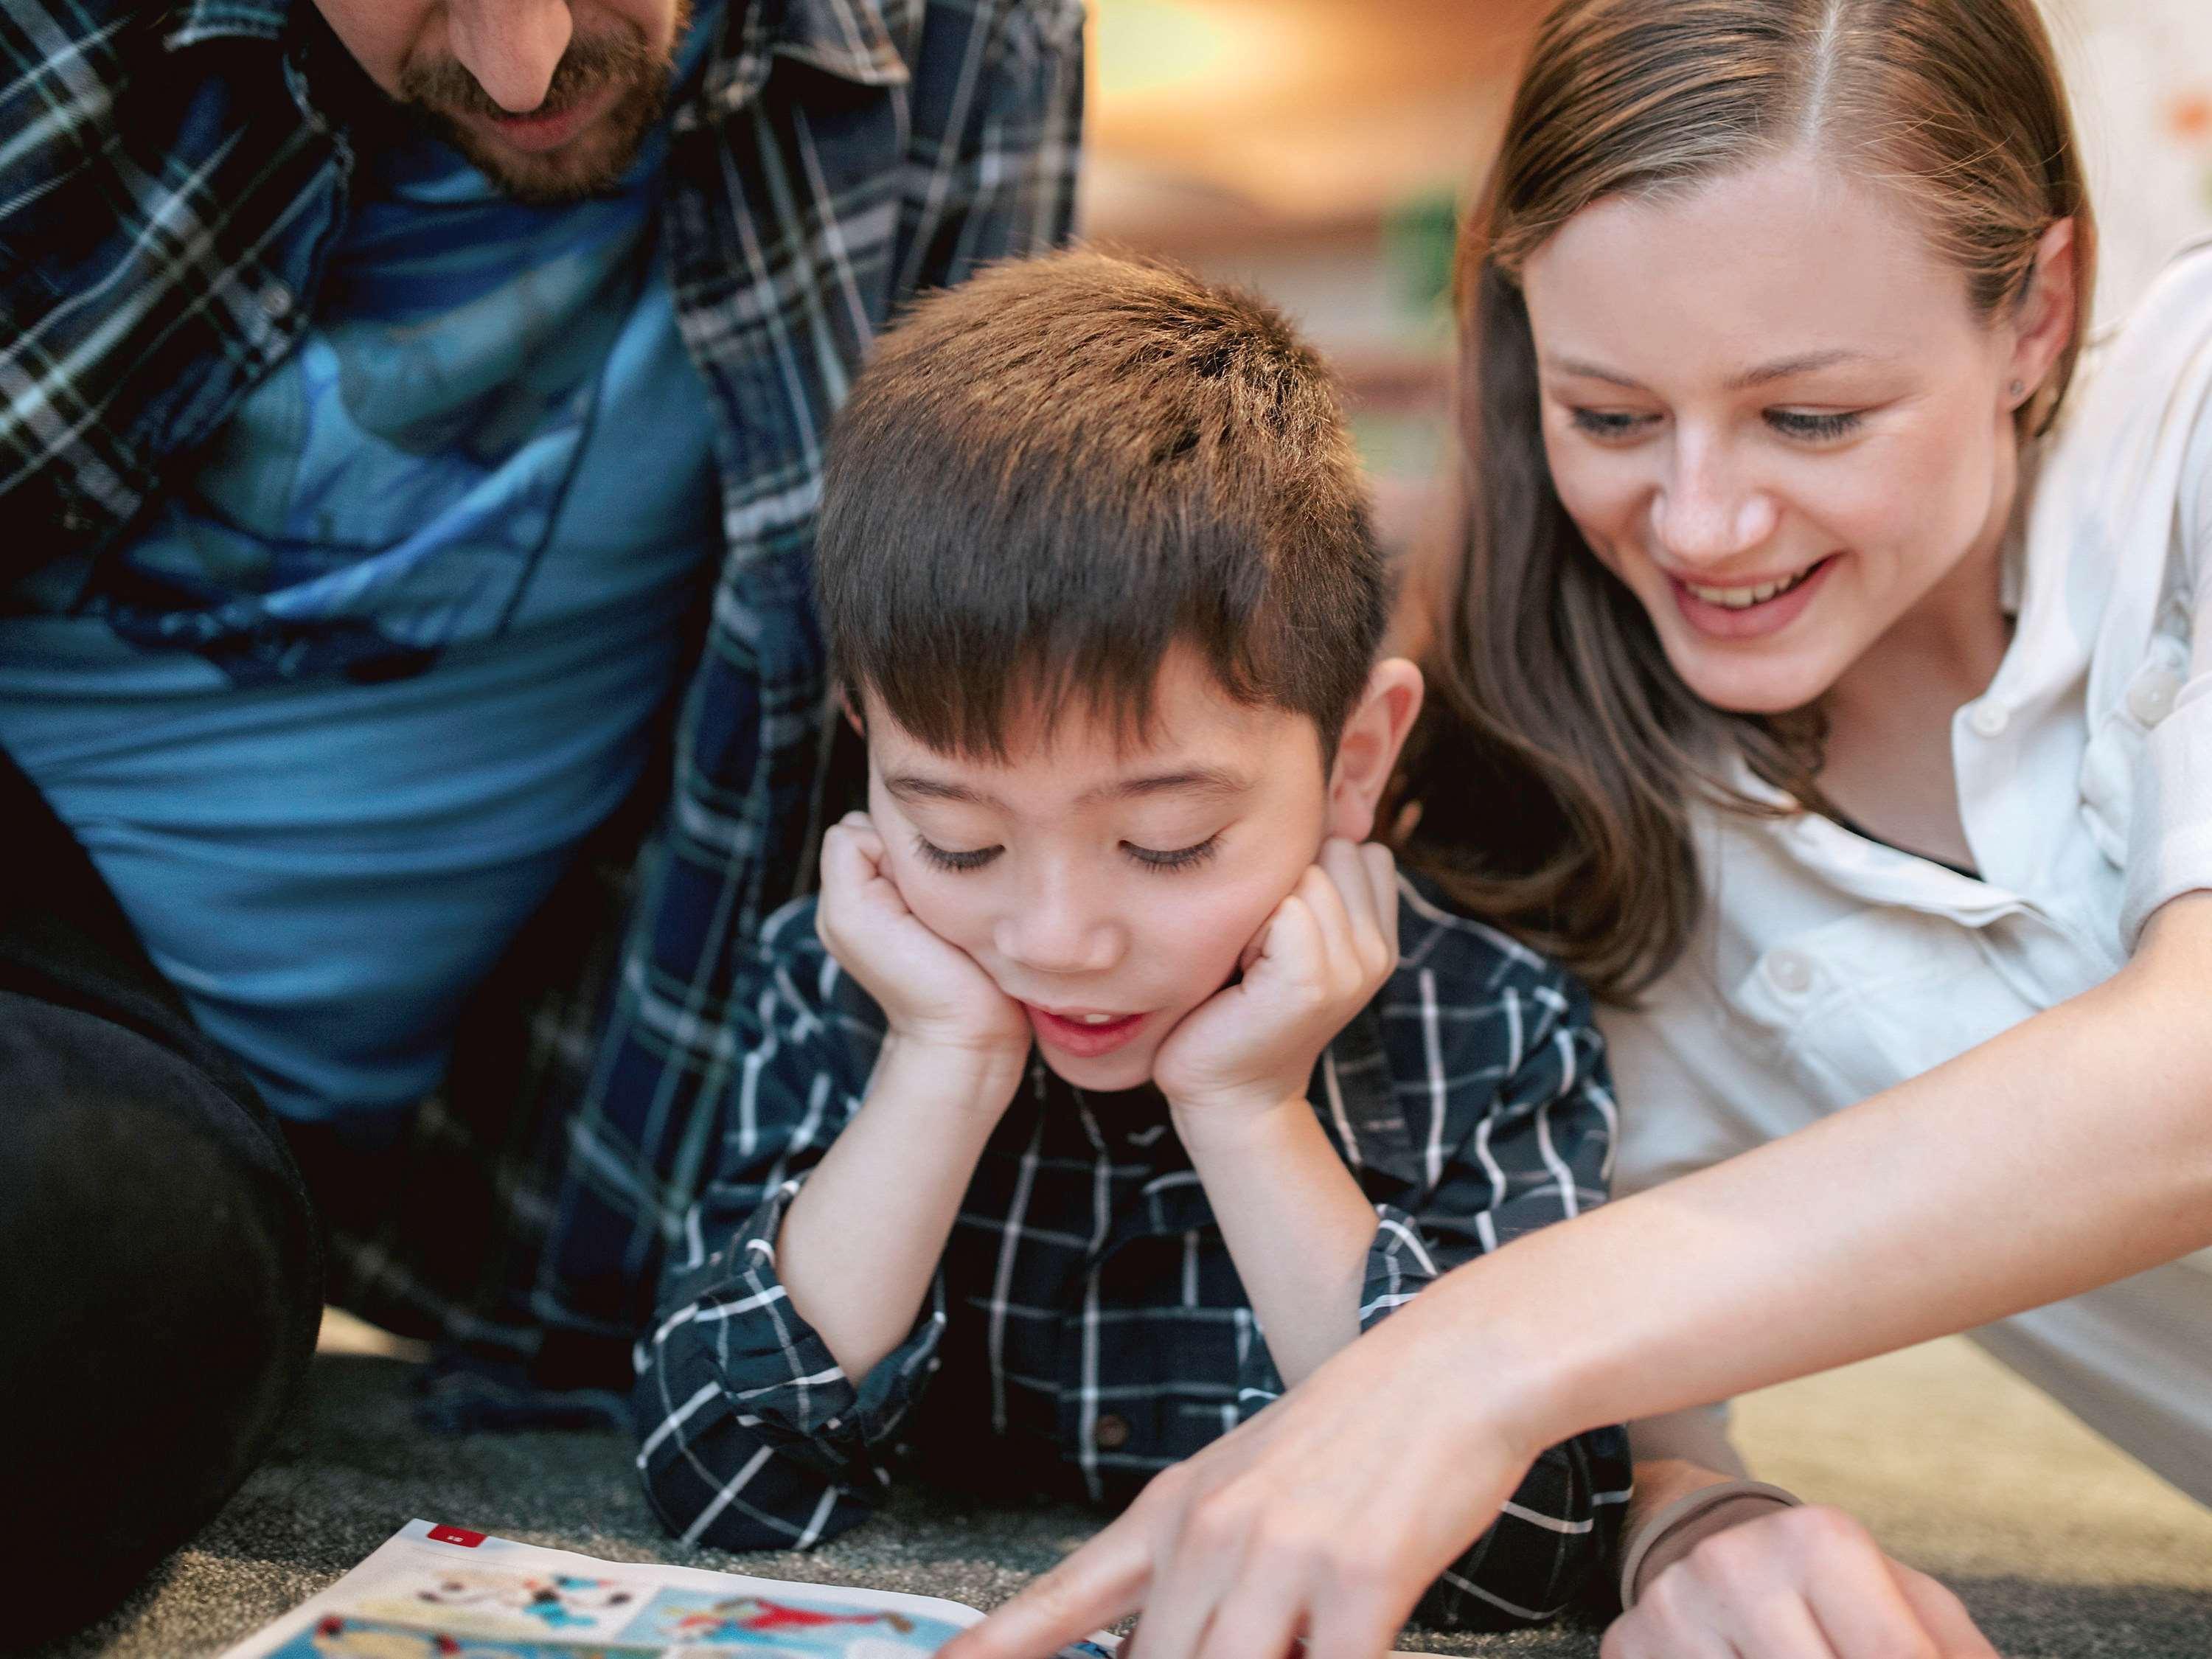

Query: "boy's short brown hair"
(817, 249), (1386, 759)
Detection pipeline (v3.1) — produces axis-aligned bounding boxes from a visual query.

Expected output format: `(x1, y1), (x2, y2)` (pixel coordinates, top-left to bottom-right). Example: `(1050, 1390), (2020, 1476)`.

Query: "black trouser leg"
(0, 747), (321, 1644)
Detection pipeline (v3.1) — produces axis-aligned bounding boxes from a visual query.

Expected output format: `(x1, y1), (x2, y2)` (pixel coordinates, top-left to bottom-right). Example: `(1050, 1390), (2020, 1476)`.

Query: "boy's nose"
(993, 887), (1120, 977)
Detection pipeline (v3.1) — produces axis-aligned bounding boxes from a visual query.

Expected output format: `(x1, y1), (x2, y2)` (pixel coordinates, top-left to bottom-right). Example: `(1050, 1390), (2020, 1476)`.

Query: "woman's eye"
(1123, 834), (1222, 873)
(1568, 407), (1658, 441)
(1766, 408), (1863, 442)
(914, 835), (1000, 873)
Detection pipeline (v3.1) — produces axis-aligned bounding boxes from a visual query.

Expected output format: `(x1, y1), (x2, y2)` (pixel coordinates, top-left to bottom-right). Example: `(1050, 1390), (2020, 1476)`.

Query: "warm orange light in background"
(1085, 0), (1540, 240)
(1093, 0), (1306, 108)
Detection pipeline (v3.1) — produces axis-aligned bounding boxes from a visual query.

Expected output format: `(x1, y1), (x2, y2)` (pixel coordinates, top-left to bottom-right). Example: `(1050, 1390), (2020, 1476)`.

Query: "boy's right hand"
(816, 812), (1032, 1071)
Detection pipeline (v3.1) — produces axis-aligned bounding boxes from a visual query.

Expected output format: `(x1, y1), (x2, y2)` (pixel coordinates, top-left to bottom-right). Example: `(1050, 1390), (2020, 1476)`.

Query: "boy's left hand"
(1153, 838), (1400, 1131)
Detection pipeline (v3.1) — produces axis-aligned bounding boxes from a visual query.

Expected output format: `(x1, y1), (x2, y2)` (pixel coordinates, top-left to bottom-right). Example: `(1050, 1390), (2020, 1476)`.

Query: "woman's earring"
(2008, 379), (2025, 401)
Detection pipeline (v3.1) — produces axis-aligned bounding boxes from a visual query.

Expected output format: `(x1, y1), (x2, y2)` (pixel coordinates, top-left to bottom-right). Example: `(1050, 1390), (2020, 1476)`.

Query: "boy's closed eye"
(910, 831), (1225, 874)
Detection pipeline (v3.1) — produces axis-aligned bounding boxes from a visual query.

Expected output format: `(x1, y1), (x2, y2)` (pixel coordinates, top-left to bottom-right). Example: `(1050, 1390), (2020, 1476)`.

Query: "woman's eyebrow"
(1542, 355), (1646, 389)
(1542, 348), (1873, 392)
(1724, 348), (1867, 390)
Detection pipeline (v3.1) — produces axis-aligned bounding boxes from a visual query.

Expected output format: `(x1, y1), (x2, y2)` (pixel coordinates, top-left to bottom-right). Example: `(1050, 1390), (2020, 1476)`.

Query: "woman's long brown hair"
(1392, 0), (2096, 1001)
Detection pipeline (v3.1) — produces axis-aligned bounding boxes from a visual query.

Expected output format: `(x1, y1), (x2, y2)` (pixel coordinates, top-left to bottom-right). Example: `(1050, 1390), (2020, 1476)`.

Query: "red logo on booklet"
(427, 1524), (487, 1548)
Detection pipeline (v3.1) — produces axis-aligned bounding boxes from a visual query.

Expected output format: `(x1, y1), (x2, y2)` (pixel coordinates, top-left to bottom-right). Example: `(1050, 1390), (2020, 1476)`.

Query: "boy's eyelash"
(1124, 834), (1222, 873)
(913, 833), (1223, 874)
(914, 835), (1000, 873)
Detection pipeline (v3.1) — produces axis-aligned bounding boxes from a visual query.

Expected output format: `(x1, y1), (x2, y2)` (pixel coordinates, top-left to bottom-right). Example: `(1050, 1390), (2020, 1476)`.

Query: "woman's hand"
(938, 1287), (1541, 1659)
(1604, 1506), (1997, 1659)
(815, 811), (1030, 1065)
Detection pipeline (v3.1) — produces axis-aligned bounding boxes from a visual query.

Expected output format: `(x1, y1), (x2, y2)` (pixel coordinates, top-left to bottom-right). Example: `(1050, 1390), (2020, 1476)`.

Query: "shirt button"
(1764, 950), (1814, 995)
(2128, 666), (2185, 727)
(1092, 1414), (1131, 1451)
(1968, 700), (2010, 738)
(260, 284), (294, 320)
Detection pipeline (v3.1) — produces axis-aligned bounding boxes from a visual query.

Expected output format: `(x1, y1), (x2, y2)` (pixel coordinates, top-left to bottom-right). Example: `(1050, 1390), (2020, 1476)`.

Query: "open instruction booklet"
(220, 1519), (1122, 1659)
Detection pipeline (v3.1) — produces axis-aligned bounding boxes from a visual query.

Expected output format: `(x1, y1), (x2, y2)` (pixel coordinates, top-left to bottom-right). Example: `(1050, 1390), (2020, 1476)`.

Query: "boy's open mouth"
(1024, 1004), (1148, 1060)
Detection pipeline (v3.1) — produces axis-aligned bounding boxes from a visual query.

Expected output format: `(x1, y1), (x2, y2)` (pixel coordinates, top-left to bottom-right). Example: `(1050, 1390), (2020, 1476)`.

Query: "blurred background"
(1080, 0), (2212, 552)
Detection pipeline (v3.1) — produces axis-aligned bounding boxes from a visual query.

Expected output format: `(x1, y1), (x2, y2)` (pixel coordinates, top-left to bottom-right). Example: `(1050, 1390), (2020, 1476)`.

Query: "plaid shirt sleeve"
(1239, 884), (1632, 1630)
(632, 900), (949, 1551)
(1398, 963), (1628, 1629)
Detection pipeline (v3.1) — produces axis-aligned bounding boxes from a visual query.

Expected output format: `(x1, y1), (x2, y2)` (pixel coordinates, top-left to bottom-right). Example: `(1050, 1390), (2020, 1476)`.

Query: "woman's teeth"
(1073, 1012), (1120, 1025)
(1683, 563), (1819, 610)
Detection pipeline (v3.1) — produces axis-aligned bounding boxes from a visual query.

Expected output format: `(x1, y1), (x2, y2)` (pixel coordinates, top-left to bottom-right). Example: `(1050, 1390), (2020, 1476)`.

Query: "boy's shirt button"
(1091, 1414), (1131, 1450)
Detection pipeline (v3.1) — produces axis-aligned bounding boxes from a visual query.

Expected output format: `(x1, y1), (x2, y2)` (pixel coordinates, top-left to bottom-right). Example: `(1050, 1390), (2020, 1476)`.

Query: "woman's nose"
(1649, 439), (1779, 568)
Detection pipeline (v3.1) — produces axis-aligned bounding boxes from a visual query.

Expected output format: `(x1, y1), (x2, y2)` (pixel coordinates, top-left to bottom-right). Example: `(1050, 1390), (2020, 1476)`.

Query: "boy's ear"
(1324, 658), (1425, 843)
(838, 685), (866, 737)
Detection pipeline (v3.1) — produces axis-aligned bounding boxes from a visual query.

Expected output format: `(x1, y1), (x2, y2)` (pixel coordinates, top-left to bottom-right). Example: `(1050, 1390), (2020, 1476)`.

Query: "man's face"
(313, 0), (692, 203)
(861, 648), (1358, 1094)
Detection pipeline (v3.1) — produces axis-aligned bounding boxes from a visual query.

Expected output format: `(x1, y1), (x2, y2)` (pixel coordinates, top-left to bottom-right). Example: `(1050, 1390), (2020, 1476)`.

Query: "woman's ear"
(1324, 658), (1425, 843)
(839, 685), (867, 737)
(2008, 217), (2078, 417)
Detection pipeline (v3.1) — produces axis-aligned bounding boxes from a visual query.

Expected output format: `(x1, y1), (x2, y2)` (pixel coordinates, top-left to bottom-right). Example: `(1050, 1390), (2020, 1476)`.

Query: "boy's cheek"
(884, 860), (984, 953)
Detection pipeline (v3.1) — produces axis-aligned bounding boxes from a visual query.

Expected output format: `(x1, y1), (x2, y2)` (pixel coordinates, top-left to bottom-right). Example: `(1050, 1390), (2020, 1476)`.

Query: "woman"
(938, 1), (2212, 1656)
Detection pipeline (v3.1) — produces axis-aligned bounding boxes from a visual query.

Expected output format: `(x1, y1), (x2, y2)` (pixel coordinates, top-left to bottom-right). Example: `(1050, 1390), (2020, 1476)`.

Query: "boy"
(633, 252), (1628, 1628)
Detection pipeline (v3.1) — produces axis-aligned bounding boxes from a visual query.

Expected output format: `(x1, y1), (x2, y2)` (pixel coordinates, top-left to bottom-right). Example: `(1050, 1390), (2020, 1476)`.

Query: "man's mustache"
(397, 27), (667, 121)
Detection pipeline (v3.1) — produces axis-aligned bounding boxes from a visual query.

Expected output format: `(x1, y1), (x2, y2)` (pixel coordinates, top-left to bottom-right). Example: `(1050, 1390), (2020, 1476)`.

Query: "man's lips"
(462, 84), (619, 153)
(1023, 1004), (1150, 1060)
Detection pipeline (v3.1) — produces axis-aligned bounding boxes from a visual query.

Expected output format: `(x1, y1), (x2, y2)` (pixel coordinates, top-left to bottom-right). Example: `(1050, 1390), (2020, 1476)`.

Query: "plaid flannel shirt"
(1, 0), (1081, 1413)
(634, 877), (1633, 1629)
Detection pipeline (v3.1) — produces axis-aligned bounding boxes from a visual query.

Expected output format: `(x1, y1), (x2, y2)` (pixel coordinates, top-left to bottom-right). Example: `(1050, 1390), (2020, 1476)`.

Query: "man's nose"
(446, 0), (574, 112)
(1649, 434), (1778, 569)
(993, 873), (1120, 977)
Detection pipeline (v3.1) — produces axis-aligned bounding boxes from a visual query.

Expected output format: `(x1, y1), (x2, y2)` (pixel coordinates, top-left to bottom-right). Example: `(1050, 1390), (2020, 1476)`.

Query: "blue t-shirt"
(0, 19), (723, 1124)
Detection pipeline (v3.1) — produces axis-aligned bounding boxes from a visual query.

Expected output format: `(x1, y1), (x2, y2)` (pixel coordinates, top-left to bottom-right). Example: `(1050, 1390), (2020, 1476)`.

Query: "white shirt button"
(2128, 665), (2185, 727)
(1968, 700), (2010, 738)
(259, 284), (293, 320)
(1764, 949), (1814, 995)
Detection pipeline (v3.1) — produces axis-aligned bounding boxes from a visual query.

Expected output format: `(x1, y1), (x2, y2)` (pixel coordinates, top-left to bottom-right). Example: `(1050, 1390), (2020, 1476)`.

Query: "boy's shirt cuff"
(653, 1173), (948, 1484)
(1234, 1203), (1436, 1421)
(1360, 1200), (1444, 1329)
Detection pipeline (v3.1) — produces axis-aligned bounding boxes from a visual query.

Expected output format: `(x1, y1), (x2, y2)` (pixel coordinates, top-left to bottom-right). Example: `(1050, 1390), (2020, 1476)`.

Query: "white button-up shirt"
(1605, 238), (2212, 1507)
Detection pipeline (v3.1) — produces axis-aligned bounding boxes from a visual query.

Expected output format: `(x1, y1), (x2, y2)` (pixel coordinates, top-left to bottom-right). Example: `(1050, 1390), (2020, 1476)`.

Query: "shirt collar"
(695, 0), (910, 124)
(164, 0), (292, 49)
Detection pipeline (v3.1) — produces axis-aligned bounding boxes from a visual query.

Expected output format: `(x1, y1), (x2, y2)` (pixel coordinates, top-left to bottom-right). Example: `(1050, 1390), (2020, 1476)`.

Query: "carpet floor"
(35, 1330), (2212, 1658)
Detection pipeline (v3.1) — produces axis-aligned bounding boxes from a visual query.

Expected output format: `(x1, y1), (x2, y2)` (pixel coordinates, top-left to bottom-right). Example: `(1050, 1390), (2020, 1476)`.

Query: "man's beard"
(397, 4), (689, 204)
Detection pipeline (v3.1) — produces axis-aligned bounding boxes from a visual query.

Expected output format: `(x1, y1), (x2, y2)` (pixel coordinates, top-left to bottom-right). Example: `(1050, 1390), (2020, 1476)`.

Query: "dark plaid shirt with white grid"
(1, 0), (1081, 1416)
(634, 877), (1632, 1628)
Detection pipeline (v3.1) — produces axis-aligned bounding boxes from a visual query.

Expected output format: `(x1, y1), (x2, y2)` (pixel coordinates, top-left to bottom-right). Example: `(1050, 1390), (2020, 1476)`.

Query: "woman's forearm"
(1453, 891), (2212, 1459)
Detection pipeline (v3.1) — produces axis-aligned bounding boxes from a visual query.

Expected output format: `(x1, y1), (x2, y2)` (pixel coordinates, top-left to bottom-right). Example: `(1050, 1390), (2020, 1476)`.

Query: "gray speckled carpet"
(35, 1334), (2212, 1658)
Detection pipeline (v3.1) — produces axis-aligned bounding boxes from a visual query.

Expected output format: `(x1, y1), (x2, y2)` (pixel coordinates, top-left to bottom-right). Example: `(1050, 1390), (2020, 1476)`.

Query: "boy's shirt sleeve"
(630, 899), (949, 1551)
(1248, 881), (1632, 1628)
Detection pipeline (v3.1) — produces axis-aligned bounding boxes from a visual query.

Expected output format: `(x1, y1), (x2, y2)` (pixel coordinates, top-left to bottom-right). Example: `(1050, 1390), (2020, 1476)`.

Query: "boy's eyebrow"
(1080, 766), (1251, 805)
(879, 766), (1251, 810)
(881, 774), (1005, 809)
